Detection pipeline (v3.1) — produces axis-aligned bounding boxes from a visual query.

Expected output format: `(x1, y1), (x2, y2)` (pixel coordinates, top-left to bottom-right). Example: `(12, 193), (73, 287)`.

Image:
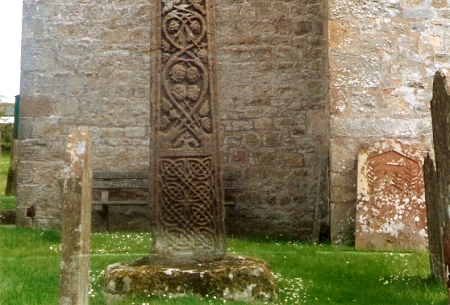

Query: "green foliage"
(0, 150), (10, 190)
(0, 150), (15, 208)
(0, 123), (13, 149)
(0, 196), (16, 210)
(0, 228), (447, 305)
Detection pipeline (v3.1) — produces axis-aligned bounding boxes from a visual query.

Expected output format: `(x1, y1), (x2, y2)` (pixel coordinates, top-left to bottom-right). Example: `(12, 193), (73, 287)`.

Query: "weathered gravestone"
(424, 69), (450, 295)
(59, 131), (92, 305)
(103, 0), (277, 302)
(148, 0), (226, 265)
(355, 139), (427, 252)
(424, 154), (447, 285)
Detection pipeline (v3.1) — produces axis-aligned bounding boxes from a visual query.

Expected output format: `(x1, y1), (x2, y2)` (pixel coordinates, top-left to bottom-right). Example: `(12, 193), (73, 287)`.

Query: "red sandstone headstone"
(59, 131), (92, 305)
(356, 139), (427, 252)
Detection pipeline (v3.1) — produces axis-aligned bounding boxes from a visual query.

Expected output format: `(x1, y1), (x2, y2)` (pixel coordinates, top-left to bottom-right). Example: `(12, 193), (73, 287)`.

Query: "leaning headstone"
(103, 0), (277, 302)
(424, 154), (446, 284)
(425, 69), (450, 296)
(355, 139), (427, 252)
(59, 131), (92, 305)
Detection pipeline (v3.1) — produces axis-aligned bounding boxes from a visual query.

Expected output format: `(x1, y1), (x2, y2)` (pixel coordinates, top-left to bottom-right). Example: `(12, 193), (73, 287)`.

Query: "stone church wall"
(17, 0), (329, 240)
(18, 0), (152, 228)
(328, 0), (448, 242)
(216, 0), (329, 238)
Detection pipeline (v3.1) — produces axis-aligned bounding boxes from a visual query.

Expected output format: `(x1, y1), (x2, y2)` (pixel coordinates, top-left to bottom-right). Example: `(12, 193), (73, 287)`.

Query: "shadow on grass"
(228, 233), (320, 245)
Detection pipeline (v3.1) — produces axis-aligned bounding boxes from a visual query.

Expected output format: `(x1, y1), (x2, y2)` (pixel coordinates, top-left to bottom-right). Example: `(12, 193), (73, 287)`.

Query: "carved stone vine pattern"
(150, 0), (225, 258)
(160, 156), (216, 249)
(367, 153), (421, 197)
(160, 0), (211, 149)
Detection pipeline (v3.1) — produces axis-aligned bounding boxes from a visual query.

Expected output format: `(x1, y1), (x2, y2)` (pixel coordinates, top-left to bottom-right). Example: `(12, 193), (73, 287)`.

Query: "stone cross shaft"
(149, 0), (226, 265)
(59, 131), (92, 305)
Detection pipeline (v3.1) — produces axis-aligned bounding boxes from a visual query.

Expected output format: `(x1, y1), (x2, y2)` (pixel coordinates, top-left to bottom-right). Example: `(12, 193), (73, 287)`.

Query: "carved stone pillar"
(149, 0), (226, 265)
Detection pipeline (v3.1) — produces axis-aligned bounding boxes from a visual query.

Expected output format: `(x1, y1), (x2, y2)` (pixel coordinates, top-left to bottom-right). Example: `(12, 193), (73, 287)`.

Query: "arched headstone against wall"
(424, 69), (450, 292)
(355, 139), (427, 252)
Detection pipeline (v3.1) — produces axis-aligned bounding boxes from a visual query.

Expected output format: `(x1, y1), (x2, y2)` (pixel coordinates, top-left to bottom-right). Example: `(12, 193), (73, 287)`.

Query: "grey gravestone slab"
(424, 154), (446, 284)
(425, 69), (450, 297)
(149, 0), (226, 265)
(59, 131), (92, 305)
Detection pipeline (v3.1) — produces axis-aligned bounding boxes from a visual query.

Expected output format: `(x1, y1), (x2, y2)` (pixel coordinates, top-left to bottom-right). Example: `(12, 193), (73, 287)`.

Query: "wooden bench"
(92, 171), (236, 210)
(92, 171), (148, 218)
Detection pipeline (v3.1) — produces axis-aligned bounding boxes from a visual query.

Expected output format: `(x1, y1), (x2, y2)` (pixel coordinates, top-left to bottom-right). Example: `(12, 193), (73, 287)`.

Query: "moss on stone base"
(103, 255), (277, 303)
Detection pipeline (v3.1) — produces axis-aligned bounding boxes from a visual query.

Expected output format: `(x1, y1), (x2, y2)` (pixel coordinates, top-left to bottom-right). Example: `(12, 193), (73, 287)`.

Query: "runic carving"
(160, 0), (212, 149)
(160, 157), (216, 249)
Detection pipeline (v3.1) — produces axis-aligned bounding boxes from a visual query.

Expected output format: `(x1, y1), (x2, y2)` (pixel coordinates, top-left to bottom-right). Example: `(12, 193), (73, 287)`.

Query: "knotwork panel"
(160, 156), (216, 249)
(150, 0), (225, 265)
(160, 0), (212, 149)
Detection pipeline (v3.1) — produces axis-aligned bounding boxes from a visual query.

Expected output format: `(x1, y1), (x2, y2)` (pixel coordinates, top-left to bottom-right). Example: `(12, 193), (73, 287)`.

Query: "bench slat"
(93, 180), (149, 189)
(93, 171), (148, 179)
(93, 201), (148, 205)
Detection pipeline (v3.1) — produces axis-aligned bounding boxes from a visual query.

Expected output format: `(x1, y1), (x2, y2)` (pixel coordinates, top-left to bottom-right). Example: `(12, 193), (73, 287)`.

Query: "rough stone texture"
(149, 0), (226, 265)
(59, 131), (92, 305)
(16, 0), (151, 229)
(425, 70), (450, 294)
(424, 154), (446, 284)
(19, 0), (446, 242)
(327, 0), (449, 242)
(18, 0), (329, 240)
(355, 139), (427, 252)
(103, 255), (277, 303)
(217, 0), (329, 240)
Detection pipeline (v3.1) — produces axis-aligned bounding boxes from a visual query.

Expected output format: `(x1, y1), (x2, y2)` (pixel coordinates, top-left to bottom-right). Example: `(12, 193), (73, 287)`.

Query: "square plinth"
(104, 255), (277, 303)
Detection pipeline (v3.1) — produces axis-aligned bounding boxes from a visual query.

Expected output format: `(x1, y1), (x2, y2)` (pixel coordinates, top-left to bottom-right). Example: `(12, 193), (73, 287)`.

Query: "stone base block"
(103, 255), (277, 303)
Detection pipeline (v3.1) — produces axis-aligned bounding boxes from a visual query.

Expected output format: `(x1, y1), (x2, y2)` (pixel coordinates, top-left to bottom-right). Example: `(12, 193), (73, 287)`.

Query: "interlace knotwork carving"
(160, 156), (216, 249)
(150, 0), (225, 264)
(160, 0), (212, 149)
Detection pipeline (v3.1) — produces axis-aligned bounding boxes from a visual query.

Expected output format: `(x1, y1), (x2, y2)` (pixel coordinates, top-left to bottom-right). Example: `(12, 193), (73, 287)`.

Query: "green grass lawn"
(0, 228), (447, 305)
(0, 148), (445, 304)
(0, 150), (10, 189)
